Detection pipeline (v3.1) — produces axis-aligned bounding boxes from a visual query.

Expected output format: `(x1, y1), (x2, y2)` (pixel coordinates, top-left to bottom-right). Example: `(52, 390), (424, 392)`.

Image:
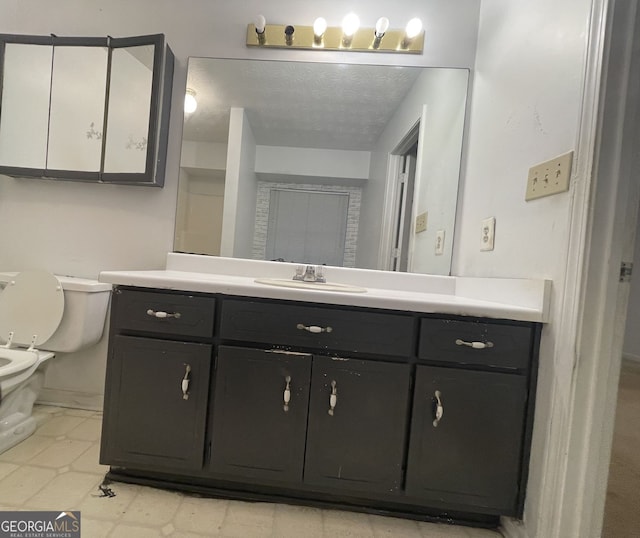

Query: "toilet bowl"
(0, 271), (111, 454)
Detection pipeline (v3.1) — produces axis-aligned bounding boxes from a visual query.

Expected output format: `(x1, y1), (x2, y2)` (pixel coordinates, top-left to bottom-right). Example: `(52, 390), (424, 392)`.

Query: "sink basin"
(254, 278), (367, 293)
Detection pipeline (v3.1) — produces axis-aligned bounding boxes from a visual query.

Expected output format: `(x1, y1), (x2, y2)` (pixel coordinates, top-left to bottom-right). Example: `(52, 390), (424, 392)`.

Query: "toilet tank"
(0, 272), (111, 353)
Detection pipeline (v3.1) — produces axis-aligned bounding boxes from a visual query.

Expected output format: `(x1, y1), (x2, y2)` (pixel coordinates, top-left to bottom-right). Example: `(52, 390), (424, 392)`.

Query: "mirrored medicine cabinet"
(0, 33), (174, 186)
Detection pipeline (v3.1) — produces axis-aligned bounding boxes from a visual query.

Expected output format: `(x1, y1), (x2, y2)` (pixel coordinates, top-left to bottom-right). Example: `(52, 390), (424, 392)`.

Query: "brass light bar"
(246, 23), (424, 54)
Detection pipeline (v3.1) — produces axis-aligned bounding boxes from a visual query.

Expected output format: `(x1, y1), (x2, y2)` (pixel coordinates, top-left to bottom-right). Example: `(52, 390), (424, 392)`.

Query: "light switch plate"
(415, 212), (427, 234)
(525, 151), (573, 201)
(481, 217), (495, 251)
(435, 230), (445, 255)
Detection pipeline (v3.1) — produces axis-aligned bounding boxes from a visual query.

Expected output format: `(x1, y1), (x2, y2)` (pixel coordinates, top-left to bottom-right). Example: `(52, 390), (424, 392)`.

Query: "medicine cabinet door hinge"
(620, 261), (633, 282)
(392, 248), (400, 259)
(399, 172), (407, 184)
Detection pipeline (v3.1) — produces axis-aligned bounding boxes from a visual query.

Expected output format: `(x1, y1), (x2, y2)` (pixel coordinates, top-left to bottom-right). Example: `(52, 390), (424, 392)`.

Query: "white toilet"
(0, 271), (111, 454)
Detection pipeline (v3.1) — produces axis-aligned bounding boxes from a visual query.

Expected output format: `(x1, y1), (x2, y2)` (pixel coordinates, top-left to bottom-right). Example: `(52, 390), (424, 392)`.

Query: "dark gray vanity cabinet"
(209, 345), (312, 482)
(405, 366), (528, 513)
(102, 336), (211, 470)
(304, 356), (411, 494)
(215, 299), (415, 494)
(210, 349), (412, 494)
(100, 288), (215, 471)
(406, 318), (538, 516)
(100, 286), (541, 526)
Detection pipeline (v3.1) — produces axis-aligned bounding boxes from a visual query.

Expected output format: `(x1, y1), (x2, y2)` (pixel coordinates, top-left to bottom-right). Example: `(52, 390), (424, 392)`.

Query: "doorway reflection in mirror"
(255, 184), (361, 267)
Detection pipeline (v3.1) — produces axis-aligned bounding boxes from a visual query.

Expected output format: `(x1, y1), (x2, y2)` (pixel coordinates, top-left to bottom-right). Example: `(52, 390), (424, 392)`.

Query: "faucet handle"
(293, 265), (305, 281)
(302, 265), (316, 282)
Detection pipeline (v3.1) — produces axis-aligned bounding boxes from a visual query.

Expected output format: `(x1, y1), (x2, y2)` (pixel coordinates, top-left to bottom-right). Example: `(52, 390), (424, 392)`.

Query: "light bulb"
(313, 17), (327, 38)
(375, 17), (389, 38)
(405, 17), (423, 39)
(342, 13), (360, 37)
(255, 14), (266, 34)
(184, 89), (197, 114)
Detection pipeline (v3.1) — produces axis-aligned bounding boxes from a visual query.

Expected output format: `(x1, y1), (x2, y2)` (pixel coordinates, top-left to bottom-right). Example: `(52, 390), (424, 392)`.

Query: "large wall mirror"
(175, 58), (468, 274)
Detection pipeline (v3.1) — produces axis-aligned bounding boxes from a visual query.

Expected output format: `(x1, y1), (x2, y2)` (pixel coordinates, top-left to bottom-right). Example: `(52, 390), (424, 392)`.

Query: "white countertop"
(98, 254), (551, 323)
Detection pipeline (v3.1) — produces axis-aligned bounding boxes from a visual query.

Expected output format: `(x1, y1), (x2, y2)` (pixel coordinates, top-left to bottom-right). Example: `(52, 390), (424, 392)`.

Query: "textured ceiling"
(183, 58), (429, 151)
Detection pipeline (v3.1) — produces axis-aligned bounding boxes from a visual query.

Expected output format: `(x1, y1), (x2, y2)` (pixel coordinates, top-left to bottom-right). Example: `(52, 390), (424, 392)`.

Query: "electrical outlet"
(481, 217), (495, 251)
(435, 230), (445, 255)
(525, 151), (573, 201)
(415, 212), (427, 234)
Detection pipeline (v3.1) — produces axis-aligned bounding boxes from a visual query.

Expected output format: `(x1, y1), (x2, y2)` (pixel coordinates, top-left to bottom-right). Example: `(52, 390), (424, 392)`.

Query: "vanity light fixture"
(255, 14), (267, 44)
(184, 88), (197, 114)
(373, 17), (389, 49)
(341, 13), (360, 47)
(313, 17), (327, 45)
(402, 17), (423, 49)
(284, 25), (295, 46)
(246, 14), (424, 54)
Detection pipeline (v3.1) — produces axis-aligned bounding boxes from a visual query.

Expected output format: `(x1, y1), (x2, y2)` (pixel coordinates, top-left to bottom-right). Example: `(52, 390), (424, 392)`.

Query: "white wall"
(254, 146), (370, 182)
(230, 109), (258, 259)
(453, 0), (594, 535)
(410, 69), (468, 274)
(359, 68), (468, 271)
(180, 140), (227, 172)
(177, 140), (227, 255)
(0, 0), (480, 441)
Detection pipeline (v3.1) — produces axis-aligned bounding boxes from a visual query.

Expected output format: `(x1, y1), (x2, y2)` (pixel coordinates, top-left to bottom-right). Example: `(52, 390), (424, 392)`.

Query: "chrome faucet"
(293, 265), (326, 283)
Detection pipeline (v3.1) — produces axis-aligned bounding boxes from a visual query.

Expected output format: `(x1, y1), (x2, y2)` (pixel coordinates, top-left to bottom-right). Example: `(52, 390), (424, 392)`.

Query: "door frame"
(378, 118), (422, 270)
(502, 0), (640, 536)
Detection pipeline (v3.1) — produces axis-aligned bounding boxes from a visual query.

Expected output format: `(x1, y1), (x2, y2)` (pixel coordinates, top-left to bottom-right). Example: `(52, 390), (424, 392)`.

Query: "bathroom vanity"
(99, 254), (548, 527)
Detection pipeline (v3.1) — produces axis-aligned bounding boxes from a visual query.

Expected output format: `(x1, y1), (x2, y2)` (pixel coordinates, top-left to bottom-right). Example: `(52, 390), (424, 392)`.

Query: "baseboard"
(622, 352), (640, 364)
(36, 388), (103, 411)
(500, 516), (529, 538)
(621, 355), (640, 375)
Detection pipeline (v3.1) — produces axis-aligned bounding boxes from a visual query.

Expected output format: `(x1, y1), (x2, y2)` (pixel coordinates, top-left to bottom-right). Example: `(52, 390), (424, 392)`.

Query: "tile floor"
(0, 405), (502, 537)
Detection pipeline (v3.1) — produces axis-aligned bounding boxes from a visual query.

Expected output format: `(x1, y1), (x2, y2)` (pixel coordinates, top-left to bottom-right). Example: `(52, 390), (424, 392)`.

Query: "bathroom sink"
(254, 278), (367, 293)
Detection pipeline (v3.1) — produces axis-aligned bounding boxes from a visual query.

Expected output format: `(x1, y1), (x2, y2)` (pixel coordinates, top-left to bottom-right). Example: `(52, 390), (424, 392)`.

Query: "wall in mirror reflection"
(174, 59), (468, 275)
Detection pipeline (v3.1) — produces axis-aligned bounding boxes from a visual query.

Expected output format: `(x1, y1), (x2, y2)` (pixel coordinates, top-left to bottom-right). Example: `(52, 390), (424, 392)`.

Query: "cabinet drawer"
(220, 299), (414, 357)
(112, 289), (215, 338)
(418, 319), (533, 370)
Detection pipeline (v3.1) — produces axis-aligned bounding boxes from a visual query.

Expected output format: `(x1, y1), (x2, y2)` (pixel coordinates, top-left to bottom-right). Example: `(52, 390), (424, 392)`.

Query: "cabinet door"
(304, 356), (411, 494)
(0, 41), (52, 170)
(101, 335), (211, 470)
(405, 365), (527, 514)
(209, 346), (312, 483)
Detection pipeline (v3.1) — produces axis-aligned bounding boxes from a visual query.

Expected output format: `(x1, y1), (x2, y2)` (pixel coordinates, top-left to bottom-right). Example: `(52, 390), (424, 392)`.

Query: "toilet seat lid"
(0, 271), (64, 347)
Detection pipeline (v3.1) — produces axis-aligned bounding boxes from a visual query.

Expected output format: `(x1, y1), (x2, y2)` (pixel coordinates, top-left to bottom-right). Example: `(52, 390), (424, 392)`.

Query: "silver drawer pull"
(432, 390), (444, 427)
(147, 309), (181, 319)
(455, 338), (493, 349)
(296, 323), (333, 334)
(182, 364), (191, 400)
(328, 380), (338, 416)
(283, 375), (291, 412)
